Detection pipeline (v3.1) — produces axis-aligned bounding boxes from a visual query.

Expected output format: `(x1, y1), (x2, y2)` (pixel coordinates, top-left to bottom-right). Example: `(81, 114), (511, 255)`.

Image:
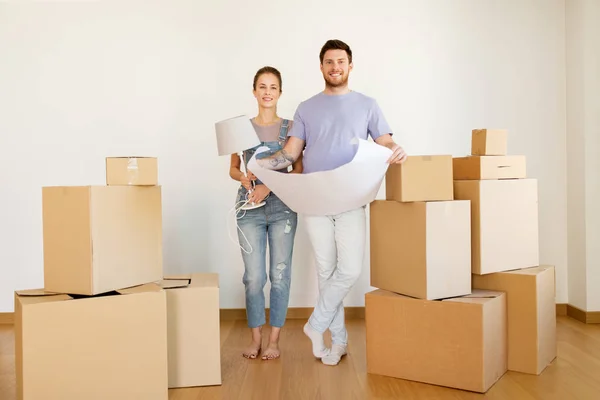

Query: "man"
(256, 39), (407, 366)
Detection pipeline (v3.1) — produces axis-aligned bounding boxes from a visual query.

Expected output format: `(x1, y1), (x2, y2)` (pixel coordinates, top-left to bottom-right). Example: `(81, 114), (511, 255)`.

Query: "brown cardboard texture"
(366, 289), (507, 393)
(158, 273), (221, 388)
(472, 265), (557, 375)
(471, 129), (507, 155)
(453, 155), (526, 180)
(386, 155), (453, 202)
(106, 156), (158, 185)
(42, 185), (163, 295)
(14, 283), (168, 400)
(370, 200), (471, 300)
(453, 179), (539, 274)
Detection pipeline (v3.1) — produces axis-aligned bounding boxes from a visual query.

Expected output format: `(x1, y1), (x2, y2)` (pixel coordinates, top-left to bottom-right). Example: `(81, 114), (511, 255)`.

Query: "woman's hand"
(240, 170), (258, 190)
(240, 174), (252, 190)
(248, 184), (270, 204)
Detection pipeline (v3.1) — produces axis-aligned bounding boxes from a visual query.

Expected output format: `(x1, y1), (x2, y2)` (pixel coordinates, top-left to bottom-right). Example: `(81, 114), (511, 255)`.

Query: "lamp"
(215, 115), (266, 210)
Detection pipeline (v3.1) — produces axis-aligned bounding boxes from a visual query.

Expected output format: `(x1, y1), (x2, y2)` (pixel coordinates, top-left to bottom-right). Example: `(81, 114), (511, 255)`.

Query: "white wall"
(566, 0), (600, 312)
(0, 0), (568, 312)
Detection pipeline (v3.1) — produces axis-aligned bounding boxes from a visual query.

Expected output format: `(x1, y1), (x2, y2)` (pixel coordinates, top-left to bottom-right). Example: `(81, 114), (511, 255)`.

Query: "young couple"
(229, 39), (407, 364)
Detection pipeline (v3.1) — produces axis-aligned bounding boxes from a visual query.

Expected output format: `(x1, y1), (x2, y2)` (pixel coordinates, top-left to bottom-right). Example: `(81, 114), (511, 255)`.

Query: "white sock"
(322, 344), (347, 366)
(303, 322), (330, 358)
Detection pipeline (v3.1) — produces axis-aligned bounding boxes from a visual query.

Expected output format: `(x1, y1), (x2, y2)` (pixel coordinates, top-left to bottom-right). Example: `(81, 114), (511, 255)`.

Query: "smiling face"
(253, 72), (281, 109)
(320, 49), (353, 89)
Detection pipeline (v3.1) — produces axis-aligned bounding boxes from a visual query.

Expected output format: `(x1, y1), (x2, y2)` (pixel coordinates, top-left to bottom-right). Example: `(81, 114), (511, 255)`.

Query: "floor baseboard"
(0, 304), (591, 325)
(0, 313), (14, 324)
(566, 304), (600, 324)
(220, 307), (365, 321)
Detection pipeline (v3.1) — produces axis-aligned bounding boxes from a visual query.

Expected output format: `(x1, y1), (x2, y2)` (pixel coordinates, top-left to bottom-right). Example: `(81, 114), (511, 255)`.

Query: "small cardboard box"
(42, 185), (163, 295)
(453, 155), (526, 180)
(106, 156), (158, 186)
(158, 273), (222, 388)
(472, 265), (557, 375)
(370, 200), (471, 300)
(386, 155), (453, 202)
(453, 179), (539, 275)
(471, 129), (507, 156)
(366, 289), (507, 393)
(14, 283), (168, 400)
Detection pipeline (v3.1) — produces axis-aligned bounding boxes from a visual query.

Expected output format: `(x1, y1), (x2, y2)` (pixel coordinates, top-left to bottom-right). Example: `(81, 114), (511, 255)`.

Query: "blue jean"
(236, 190), (298, 328)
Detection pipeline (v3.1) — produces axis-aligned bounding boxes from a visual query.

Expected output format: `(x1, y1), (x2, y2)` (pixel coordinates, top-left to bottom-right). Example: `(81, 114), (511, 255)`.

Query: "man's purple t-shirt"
(287, 91), (392, 174)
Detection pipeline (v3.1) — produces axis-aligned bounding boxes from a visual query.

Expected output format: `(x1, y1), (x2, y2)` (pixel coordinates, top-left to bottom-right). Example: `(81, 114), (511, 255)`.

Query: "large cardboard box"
(158, 273), (221, 388)
(366, 289), (507, 393)
(370, 200), (471, 300)
(453, 179), (539, 275)
(472, 265), (557, 375)
(386, 155), (453, 202)
(42, 185), (163, 295)
(106, 156), (158, 185)
(453, 155), (526, 180)
(471, 129), (507, 156)
(14, 283), (168, 400)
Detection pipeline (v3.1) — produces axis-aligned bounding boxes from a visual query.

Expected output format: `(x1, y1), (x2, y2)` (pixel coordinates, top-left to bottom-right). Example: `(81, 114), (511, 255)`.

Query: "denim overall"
(235, 119), (298, 329)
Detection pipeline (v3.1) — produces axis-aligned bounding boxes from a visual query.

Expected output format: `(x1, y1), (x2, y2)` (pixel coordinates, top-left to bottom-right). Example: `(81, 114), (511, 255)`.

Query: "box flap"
(462, 289), (504, 298)
(504, 265), (554, 276)
(157, 279), (190, 290)
(443, 289), (504, 305)
(116, 283), (162, 295)
(164, 274), (191, 280)
(15, 289), (72, 306)
(15, 288), (64, 297)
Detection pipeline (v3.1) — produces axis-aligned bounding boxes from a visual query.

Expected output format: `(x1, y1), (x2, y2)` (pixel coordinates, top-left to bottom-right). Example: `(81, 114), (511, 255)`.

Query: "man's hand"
(386, 143), (407, 164)
(248, 184), (270, 204)
(375, 134), (407, 164)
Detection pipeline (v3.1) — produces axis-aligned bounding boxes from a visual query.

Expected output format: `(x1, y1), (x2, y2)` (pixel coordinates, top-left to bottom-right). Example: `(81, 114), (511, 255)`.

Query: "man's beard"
(324, 72), (348, 88)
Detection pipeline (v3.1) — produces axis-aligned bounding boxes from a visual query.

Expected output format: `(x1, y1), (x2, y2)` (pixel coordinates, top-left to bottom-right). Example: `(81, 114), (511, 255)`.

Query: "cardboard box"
(471, 129), (507, 156)
(453, 179), (539, 274)
(370, 200), (471, 300)
(158, 273), (221, 388)
(386, 155), (453, 202)
(366, 289), (507, 393)
(14, 283), (168, 400)
(106, 156), (158, 186)
(42, 185), (163, 295)
(453, 155), (526, 180)
(472, 265), (557, 375)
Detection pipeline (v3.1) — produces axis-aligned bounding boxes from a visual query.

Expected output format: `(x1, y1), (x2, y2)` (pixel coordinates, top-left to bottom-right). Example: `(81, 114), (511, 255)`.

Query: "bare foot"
(242, 327), (262, 359)
(242, 340), (261, 359)
(261, 342), (280, 360)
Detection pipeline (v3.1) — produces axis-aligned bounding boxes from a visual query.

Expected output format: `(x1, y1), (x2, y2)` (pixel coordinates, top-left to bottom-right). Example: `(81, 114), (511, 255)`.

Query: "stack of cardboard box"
(367, 152), (508, 394)
(14, 157), (221, 400)
(454, 130), (557, 376)
(366, 129), (556, 393)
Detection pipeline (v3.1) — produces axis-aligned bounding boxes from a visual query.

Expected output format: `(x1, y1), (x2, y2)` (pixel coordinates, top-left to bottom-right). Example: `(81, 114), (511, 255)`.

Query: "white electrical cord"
(227, 193), (254, 254)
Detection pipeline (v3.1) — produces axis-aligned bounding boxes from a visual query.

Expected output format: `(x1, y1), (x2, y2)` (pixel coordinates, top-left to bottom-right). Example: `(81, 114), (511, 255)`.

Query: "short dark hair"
(253, 66), (282, 92)
(319, 39), (352, 64)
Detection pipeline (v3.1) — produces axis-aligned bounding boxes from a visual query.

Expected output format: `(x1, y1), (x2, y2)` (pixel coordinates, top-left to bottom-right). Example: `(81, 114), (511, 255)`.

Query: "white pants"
(304, 206), (366, 346)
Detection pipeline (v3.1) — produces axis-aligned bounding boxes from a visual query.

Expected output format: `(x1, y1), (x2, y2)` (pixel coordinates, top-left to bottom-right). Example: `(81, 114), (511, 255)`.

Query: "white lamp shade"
(215, 115), (261, 156)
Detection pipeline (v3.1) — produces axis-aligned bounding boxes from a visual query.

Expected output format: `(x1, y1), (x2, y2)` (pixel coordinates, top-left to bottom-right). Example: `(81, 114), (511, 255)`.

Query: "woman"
(229, 66), (302, 360)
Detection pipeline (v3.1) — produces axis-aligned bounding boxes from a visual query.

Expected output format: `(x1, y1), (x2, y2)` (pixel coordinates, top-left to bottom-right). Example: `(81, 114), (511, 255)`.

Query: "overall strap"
(278, 119), (290, 142)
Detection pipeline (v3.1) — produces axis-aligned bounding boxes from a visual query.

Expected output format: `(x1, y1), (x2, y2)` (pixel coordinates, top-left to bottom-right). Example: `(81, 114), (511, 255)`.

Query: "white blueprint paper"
(247, 139), (392, 216)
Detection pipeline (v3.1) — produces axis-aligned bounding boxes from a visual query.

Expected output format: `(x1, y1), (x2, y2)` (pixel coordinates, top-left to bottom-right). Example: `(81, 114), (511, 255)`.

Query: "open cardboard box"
(14, 283), (168, 400)
(366, 289), (507, 393)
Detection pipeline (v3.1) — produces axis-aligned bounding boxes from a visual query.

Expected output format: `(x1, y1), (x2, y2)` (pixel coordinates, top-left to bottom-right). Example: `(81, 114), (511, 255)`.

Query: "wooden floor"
(1, 316), (599, 399)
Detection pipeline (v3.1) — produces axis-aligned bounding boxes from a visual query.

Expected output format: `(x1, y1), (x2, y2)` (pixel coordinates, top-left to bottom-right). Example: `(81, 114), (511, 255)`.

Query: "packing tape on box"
(127, 158), (138, 184)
